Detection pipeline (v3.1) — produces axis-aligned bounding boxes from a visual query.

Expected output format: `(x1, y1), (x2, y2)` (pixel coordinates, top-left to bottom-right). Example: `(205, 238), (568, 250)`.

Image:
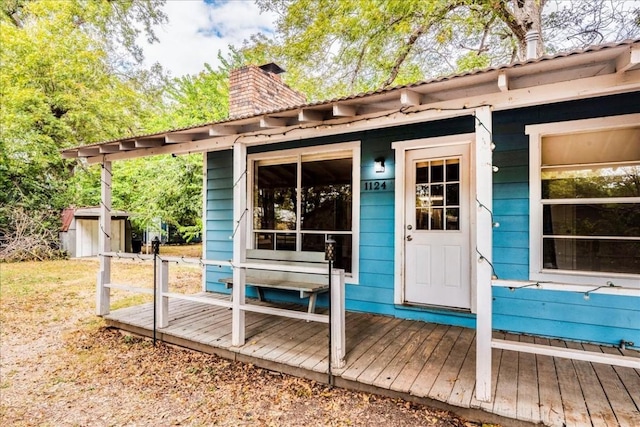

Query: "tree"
(0, 0), (167, 257)
(254, 0), (640, 99)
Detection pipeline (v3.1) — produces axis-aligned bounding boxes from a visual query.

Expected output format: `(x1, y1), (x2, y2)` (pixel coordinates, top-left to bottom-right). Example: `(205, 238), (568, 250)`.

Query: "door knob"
(406, 235), (413, 241)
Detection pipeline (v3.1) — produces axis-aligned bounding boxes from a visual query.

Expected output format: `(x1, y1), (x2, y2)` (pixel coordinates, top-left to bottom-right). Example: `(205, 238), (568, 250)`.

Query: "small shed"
(60, 207), (131, 257)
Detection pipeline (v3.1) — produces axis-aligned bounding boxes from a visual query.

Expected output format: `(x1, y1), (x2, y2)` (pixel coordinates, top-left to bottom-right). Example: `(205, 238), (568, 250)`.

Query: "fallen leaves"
(1, 259), (485, 426)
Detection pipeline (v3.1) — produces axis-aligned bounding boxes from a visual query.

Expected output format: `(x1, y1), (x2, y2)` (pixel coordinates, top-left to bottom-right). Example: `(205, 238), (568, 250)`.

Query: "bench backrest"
(245, 249), (329, 285)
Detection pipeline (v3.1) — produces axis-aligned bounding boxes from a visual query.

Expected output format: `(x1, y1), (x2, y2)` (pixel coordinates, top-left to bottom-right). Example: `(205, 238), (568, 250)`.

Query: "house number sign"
(362, 180), (393, 192)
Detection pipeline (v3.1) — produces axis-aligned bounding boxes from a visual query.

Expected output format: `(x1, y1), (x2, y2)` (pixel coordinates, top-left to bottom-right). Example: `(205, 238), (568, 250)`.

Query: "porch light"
(374, 157), (385, 173)
(325, 237), (336, 261)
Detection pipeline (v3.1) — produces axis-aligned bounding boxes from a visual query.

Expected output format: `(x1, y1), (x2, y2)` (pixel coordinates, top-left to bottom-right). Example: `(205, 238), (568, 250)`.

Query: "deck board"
(566, 341), (618, 427)
(104, 294), (640, 427)
(516, 335), (541, 423)
(492, 333), (520, 420)
(429, 326), (474, 403)
(373, 322), (435, 390)
(585, 343), (640, 427)
(447, 334), (476, 408)
(533, 337), (565, 427)
(409, 326), (462, 398)
(390, 324), (449, 394)
(550, 339), (591, 427)
(342, 319), (413, 382)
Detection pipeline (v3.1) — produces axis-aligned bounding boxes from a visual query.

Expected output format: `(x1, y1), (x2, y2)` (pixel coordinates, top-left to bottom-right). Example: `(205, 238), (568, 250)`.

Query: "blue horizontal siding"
(202, 93), (640, 348)
(357, 273), (394, 288)
(493, 288), (640, 347)
(359, 245), (394, 261)
(360, 204), (394, 220)
(205, 150), (233, 292)
(360, 232), (394, 247)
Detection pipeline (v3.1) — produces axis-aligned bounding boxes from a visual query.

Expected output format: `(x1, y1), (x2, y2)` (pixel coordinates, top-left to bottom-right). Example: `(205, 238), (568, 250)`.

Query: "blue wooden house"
(62, 39), (640, 405)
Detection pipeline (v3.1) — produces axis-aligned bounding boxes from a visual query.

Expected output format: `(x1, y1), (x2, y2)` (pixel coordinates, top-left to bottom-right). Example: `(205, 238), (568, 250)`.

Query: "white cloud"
(140, 0), (277, 78)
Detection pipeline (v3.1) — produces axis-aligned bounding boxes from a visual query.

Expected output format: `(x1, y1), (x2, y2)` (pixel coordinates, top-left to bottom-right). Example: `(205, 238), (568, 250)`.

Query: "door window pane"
(415, 158), (461, 231)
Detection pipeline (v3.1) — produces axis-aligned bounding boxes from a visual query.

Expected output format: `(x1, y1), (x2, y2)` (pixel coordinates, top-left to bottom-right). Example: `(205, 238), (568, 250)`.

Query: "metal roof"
(61, 39), (640, 160)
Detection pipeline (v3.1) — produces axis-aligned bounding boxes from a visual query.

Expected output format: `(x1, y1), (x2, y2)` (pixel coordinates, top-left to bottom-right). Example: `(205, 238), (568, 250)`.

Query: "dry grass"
(0, 258), (482, 426)
(139, 243), (203, 257)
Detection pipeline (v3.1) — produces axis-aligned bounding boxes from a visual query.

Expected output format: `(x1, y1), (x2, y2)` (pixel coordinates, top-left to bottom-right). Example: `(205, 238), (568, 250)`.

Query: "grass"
(140, 242), (202, 257)
(0, 256), (482, 426)
(0, 257), (202, 336)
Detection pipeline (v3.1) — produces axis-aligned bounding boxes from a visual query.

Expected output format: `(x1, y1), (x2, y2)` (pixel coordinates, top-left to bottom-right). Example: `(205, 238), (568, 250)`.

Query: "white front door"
(404, 144), (471, 309)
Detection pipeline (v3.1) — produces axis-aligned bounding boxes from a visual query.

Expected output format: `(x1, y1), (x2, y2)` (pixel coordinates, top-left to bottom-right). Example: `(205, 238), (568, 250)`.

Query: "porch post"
(330, 268), (346, 369)
(97, 160), (112, 315)
(231, 142), (247, 346)
(156, 259), (169, 328)
(474, 106), (494, 402)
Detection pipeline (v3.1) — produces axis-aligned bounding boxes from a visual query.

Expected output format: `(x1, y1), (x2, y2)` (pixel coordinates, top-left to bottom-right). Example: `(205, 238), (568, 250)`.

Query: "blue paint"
(203, 93), (640, 347)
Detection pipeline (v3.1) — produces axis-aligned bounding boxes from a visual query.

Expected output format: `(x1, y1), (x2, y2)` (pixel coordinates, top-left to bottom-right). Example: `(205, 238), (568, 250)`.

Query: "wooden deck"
(105, 293), (640, 427)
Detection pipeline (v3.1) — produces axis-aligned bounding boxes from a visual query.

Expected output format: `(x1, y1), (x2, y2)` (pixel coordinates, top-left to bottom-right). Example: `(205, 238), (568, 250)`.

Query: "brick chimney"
(228, 63), (306, 118)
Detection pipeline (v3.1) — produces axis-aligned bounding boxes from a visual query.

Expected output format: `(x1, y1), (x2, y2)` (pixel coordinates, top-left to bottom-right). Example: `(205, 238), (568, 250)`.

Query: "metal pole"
(152, 236), (160, 346)
(328, 258), (333, 386)
(325, 237), (336, 387)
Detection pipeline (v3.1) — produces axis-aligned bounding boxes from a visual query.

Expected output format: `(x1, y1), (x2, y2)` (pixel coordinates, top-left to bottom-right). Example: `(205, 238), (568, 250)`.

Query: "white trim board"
(247, 141), (361, 284)
(391, 132), (476, 307)
(527, 113), (640, 289)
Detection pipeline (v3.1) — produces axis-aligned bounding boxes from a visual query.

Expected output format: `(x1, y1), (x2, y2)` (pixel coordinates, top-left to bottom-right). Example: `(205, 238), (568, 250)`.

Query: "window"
(415, 158), (461, 231)
(528, 114), (640, 286)
(250, 143), (360, 275)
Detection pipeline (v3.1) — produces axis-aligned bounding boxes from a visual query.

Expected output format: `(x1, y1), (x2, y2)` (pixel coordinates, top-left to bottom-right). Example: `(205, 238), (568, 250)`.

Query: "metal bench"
(218, 249), (329, 313)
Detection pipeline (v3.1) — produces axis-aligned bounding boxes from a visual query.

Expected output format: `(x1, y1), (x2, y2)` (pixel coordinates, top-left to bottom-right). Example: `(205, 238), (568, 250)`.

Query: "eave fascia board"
(332, 103), (357, 117)
(400, 89), (422, 106)
(83, 62), (640, 164)
(87, 137), (234, 164)
(99, 144), (121, 154)
(616, 45), (640, 73)
(134, 138), (163, 148)
(497, 72), (509, 92)
(209, 125), (239, 136)
(164, 132), (209, 144)
(298, 108), (325, 122)
(260, 116), (287, 128)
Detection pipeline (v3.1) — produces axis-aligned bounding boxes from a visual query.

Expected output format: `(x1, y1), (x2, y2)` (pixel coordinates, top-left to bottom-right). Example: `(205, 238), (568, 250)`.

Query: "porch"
(105, 294), (640, 427)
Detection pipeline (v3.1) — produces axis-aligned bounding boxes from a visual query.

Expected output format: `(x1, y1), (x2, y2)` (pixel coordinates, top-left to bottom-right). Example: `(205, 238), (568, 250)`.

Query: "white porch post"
(97, 160), (112, 315)
(231, 143), (247, 346)
(330, 268), (346, 369)
(156, 259), (169, 328)
(475, 106), (494, 402)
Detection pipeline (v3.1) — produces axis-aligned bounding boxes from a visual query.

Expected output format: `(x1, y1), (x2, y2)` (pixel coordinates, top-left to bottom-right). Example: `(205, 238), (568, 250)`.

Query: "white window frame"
(247, 141), (361, 283)
(527, 113), (640, 288)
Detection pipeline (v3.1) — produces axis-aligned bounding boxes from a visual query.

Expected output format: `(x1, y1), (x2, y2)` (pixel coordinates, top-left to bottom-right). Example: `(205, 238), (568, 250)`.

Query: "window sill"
(507, 271), (640, 292)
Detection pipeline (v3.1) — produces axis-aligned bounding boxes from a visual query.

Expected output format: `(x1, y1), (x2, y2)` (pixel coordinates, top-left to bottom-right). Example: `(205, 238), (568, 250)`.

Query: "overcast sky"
(140, 0), (277, 78)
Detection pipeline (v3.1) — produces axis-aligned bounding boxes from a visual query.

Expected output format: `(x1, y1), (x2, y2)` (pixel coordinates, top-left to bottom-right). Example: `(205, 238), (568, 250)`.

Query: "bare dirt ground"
(1, 258), (487, 426)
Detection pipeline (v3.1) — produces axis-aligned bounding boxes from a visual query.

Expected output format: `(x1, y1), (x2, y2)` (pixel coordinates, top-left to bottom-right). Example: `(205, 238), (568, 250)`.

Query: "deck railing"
(97, 252), (346, 368)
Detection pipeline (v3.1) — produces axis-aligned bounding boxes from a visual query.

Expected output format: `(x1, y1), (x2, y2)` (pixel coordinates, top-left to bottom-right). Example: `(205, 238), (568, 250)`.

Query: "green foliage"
(254, 0), (640, 98)
(68, 154), (203, 242)
(0, 0), (166, 249)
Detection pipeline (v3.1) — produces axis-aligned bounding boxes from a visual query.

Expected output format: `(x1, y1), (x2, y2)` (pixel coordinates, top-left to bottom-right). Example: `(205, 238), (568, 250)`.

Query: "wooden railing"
(97, 252), (346, 368)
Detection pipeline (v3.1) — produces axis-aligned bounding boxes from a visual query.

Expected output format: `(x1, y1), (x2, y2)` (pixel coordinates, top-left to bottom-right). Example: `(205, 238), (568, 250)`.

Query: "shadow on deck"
(104, 292), (640, 427)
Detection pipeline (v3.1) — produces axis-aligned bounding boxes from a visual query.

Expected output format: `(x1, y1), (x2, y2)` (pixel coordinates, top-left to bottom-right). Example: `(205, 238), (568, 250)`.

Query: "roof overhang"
(61, 40), (640, 165)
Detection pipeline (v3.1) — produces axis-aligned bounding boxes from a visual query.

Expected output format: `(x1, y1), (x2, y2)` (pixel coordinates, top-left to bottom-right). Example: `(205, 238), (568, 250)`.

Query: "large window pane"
(542, 165), (640, 199)
(543, 204), (640, 237)
(543, 238), (640, 274)
(539, 124), (640, 278)
(254, 163), (297, 230)
(301, 158), (352, 231)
